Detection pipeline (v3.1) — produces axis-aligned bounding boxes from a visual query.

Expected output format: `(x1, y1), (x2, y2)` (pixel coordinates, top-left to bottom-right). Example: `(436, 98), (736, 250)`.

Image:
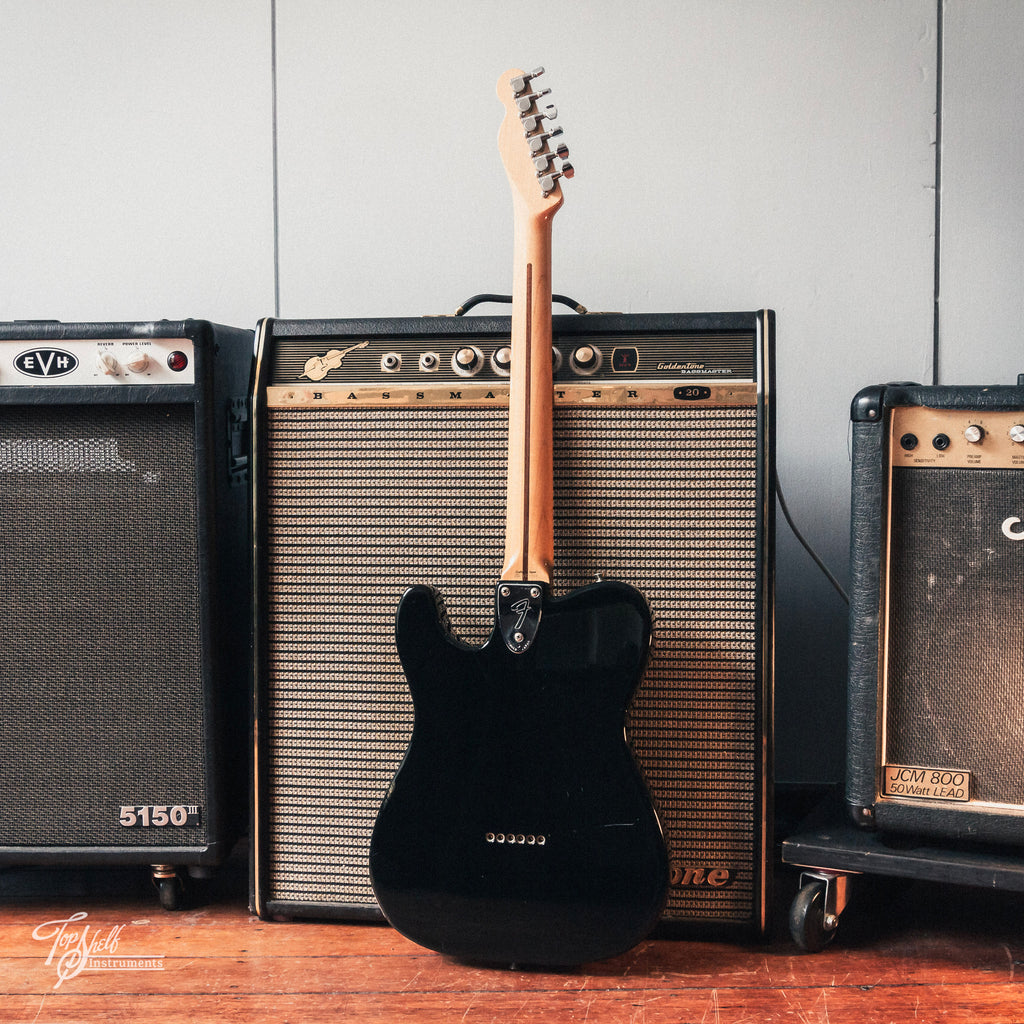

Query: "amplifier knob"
(570, 344), (602, 375)
(97, 352), (120, 376)
(491, 346), (512, 375)
(453, 346), (483, 376)
(125, 352), (151, 374)
(964, 424), (984, 444)
(1011, 424), (1024, 444)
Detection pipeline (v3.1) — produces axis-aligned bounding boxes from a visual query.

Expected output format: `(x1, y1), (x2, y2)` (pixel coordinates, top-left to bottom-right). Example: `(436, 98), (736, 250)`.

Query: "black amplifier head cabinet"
(0, 319), (253, 895)
(847, 379), (1024, 845)
(252, 310), (775, 933)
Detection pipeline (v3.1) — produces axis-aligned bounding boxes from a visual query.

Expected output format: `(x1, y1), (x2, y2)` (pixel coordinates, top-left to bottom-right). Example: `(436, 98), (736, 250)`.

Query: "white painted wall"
(0, 1), (274, 325)
(939, 0), (1024, 385)
(1, 1), (1019, 784)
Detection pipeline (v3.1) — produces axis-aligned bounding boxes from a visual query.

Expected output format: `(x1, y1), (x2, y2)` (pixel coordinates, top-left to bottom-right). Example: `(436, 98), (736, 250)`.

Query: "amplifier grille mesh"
(262, 403), (763, 922)
(887, 467), (1024, 804)
(0, 404), (207, 847)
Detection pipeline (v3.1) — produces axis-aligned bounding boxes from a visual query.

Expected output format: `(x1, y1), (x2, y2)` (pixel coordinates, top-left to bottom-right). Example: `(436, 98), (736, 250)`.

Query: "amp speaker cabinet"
(847, 379), (1024, 845)
(0, 319), (253, 900)
(252, 310), (774, 933)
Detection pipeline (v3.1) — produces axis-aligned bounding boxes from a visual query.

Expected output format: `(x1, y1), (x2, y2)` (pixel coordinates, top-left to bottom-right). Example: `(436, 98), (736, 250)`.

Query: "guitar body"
(369, 580), (668, 966)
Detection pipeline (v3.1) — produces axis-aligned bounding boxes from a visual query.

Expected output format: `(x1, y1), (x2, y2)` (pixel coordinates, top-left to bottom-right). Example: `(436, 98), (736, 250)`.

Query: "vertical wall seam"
(932, 0), (944, 384)
(271, 0), (281, 318)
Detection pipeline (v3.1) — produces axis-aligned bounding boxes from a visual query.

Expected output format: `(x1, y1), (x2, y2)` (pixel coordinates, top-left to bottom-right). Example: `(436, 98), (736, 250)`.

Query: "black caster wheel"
(152, 867), (184, 911)
(789, 879), (838, 953)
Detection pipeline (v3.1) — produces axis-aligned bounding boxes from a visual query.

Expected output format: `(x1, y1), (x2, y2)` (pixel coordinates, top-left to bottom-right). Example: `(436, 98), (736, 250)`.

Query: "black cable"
(775, 469), (849, 605)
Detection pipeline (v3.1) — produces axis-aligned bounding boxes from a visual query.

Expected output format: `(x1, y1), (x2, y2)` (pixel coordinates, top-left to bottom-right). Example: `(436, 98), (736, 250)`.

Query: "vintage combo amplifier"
(847, 379), (1024, 845)
(252, 310), (775, 932)
(0, 319), (253, 907)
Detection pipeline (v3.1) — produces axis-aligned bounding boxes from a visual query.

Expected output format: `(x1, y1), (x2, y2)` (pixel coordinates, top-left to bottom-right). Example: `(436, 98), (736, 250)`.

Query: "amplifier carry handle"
(453, 292), (588, 316)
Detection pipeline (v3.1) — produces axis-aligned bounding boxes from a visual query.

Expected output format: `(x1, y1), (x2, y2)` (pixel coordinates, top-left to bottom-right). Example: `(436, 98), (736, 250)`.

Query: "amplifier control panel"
(261, 320), (764, 411)
(0, 338), (196, 386)
(890, 406), (1024, 470)
(266, 329), (757, 387)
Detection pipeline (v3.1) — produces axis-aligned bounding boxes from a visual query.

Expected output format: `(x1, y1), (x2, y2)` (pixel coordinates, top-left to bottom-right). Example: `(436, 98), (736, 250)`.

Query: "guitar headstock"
(497, 66), (573, 215)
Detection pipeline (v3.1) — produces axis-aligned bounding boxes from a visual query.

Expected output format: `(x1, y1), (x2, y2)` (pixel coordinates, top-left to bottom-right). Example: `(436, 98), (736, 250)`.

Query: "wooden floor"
(3, 824), (1024, 1023)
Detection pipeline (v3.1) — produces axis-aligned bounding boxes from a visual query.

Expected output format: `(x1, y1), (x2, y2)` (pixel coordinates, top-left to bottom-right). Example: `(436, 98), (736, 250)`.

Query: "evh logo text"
(14, 348), (79, 378)
(1003, 517), (1024, 541)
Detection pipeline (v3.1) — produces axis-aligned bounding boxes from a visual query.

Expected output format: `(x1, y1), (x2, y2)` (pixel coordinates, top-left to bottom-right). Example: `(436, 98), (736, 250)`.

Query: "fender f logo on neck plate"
(497, 583), (544, 654)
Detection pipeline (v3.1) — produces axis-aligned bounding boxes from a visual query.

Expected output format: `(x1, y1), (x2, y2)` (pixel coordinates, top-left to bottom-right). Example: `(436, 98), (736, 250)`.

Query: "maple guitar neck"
(501, 204), (556, 584)
(496, 67), (572, 586)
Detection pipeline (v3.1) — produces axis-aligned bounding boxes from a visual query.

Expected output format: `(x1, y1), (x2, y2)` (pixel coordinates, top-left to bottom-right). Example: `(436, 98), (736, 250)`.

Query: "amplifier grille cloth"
(887, 467), (1024, 804)
(0, 404), (207, 846)
(263, 404), (760, 920)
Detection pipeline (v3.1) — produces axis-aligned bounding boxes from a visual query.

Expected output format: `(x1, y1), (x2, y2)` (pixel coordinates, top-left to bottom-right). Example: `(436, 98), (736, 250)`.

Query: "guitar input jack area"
(901, 428), (988, 452)
(485, 832), (547, 846)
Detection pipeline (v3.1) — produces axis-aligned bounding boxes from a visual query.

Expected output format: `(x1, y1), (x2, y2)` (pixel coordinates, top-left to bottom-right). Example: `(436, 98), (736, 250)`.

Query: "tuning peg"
(533, 142), (569, 173)
(538, 160), (573, 196)
(521, 103), (557, 133)
(509, 67), (545, 95)
(527, 126), (563, 153)
(515, 87), (551, 114)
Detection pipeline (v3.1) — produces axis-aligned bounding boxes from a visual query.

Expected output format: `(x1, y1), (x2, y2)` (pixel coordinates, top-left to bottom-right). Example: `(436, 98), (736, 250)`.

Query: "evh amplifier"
(252, 310), (775, 933)
(847, 379), (1024, 845)
(0, 319), (253, 906)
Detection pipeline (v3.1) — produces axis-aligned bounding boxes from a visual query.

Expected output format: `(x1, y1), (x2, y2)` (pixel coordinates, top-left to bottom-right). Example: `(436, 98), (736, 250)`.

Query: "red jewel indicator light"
(167, 350), (189, 372)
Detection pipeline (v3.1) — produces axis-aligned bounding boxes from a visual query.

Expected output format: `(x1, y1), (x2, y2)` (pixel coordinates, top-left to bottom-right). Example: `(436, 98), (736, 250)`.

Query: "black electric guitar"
(369, 67), (668, 967)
